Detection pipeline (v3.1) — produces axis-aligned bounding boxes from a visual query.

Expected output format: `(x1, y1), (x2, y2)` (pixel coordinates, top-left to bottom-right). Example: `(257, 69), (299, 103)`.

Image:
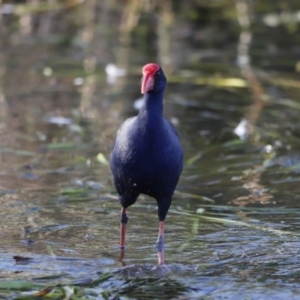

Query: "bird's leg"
(156, 221), (165, 265)
(118, 247), (126, 266)
(120, 208), (128, 248)
(118, 208), (128, 266)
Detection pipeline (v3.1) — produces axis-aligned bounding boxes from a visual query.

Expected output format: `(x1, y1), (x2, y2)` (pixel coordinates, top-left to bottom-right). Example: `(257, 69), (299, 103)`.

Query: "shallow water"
(1, 1), (300, 299)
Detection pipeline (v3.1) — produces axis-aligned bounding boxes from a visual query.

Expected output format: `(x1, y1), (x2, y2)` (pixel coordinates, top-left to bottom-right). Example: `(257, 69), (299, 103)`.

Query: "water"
(1, 1), (300, 299)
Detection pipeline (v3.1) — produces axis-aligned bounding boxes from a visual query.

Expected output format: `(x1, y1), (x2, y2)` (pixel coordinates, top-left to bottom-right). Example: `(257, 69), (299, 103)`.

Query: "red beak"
(141, 73), (154, 94)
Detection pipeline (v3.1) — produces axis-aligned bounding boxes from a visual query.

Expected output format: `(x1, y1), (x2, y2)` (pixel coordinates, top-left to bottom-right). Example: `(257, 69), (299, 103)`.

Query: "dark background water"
(1, 0), (300, 299)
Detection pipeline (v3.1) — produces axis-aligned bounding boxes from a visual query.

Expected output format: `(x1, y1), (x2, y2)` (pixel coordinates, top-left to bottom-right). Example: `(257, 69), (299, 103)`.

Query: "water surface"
(1, 1), (300, 299)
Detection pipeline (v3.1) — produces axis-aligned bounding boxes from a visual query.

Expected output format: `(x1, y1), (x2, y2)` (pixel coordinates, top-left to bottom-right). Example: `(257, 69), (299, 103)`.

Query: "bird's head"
(141, 63), (167, 94)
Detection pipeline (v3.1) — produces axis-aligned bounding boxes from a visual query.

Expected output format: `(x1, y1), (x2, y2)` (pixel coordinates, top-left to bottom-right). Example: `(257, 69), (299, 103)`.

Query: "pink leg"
(157, 221), (165, 265)
(118, 248), (126, 266)
(120, 208), (127, 248)
(118, 208), (128, 265)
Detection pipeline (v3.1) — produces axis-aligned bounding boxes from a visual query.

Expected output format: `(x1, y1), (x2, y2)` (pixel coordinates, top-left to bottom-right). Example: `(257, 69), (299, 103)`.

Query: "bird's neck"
(138, 92), (164, 123)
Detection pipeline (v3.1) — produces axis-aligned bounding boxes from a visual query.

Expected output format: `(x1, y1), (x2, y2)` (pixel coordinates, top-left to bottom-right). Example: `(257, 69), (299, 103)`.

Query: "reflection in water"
(19, 11), (31, 36)
(0, 51), (7, 130)
(235, 0), (269, 143)
(233, 0), (274, 209)
(231, 169), (274, 206)
(117, 0), (141, 68)
(157, 0), (174, 73)
(79, 0), (97, 118)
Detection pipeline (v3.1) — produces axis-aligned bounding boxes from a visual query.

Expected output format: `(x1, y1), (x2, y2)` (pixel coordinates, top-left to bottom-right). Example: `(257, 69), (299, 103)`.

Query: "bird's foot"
(118, 247), (126, 266)
(156, 235), (165, 265)
(151, 263), (171, 275)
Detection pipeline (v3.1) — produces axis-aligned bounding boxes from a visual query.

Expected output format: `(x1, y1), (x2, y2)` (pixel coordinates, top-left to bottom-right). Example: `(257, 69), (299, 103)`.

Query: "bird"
(110, 63), (183, 265)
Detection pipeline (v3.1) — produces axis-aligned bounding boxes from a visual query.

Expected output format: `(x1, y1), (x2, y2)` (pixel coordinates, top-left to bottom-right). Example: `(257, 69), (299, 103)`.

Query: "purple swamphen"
(110, 63), (183, 265)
